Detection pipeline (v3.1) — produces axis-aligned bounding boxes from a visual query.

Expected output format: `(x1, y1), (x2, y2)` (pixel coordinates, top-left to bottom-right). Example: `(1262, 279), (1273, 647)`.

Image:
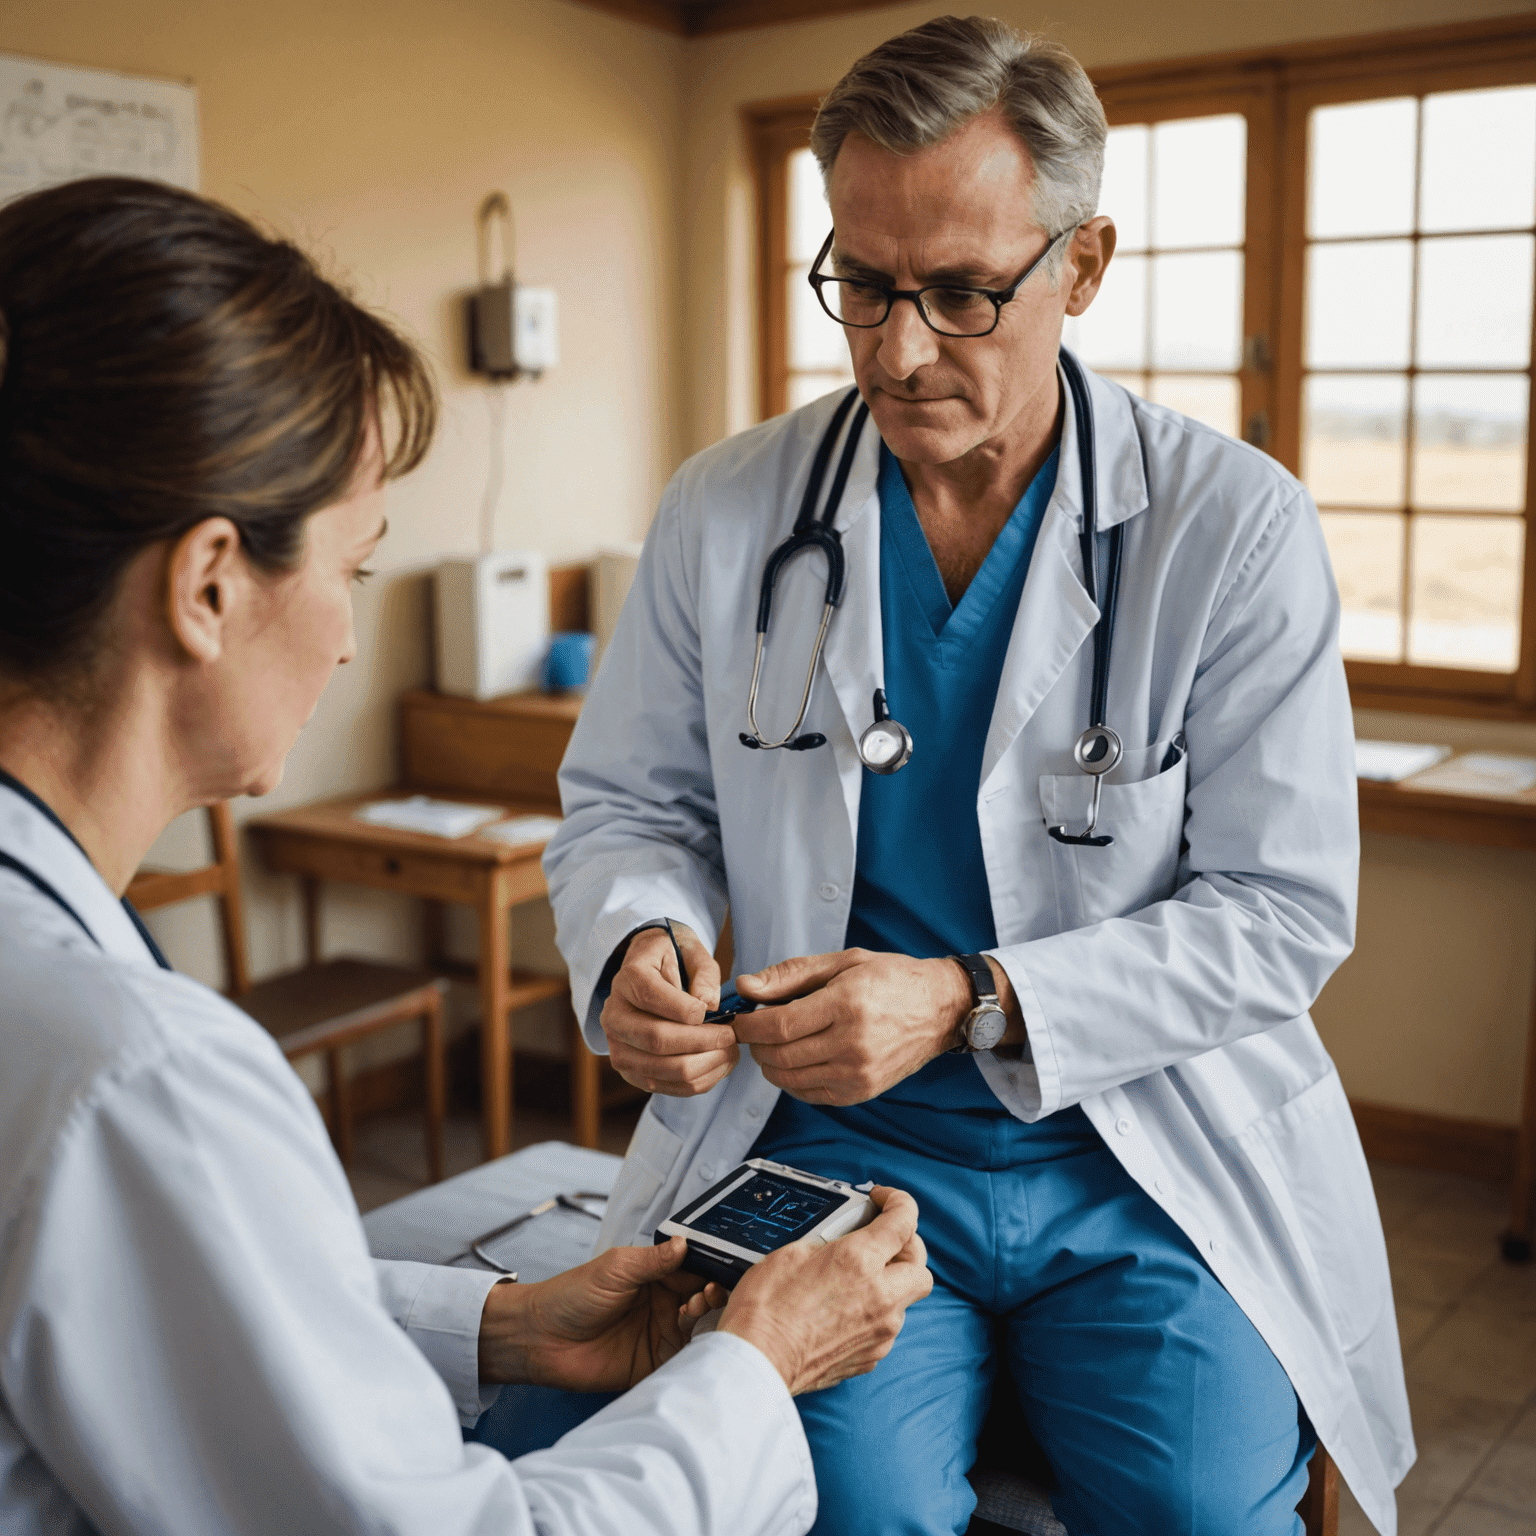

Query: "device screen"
(689, 1172), (839, 1253)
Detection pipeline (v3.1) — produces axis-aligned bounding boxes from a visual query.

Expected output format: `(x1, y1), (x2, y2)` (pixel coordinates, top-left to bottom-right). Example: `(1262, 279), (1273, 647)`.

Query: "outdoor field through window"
(1307, 86), (1536, 672)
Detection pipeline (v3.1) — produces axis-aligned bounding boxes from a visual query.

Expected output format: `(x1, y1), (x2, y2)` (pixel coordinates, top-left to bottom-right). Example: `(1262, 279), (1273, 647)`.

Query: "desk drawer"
(252, 830), (486, 904)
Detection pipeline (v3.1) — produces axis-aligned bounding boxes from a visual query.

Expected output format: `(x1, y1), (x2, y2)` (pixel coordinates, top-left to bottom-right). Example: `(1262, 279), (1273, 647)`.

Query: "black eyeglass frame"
(806, 226), (1072, 338)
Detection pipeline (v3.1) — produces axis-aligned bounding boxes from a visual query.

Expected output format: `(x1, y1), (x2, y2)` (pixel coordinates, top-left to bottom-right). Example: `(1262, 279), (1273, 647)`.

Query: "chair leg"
(327, 1047), (354, 1168)
(422, 989), (446, 1184)
(1299, 1444), (1339, 1536)
(569, 1005), (600, 1150)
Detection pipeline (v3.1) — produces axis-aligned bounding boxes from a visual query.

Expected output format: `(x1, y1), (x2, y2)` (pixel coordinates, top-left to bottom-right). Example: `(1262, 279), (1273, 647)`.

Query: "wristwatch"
(946, 953), (1009, 1053)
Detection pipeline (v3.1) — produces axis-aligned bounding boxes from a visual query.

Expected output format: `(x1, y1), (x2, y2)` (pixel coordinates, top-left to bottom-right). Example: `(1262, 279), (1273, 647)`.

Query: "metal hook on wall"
(477, 191), (515, 288)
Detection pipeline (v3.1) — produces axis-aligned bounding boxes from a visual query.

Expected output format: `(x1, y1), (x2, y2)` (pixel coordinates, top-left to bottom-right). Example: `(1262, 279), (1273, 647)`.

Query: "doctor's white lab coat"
(544, 363), (1415, 1536)
(0, 783), (815, 1535)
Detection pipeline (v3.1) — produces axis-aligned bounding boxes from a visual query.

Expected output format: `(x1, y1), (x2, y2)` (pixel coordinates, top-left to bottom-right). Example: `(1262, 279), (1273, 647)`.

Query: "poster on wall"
(0, 52), (199, 206)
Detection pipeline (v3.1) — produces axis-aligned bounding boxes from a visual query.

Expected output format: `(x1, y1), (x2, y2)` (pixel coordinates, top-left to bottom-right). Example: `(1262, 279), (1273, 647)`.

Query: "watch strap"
(950, 952), (998, 1007)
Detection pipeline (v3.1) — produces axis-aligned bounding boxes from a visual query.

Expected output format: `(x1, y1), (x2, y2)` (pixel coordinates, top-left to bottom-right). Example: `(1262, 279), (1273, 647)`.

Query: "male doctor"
(546, 16), (1412, 1536)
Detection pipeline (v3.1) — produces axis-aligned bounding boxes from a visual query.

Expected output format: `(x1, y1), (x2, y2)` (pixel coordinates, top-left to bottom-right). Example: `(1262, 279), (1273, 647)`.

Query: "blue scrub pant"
(470, 1096), (1313, 1536)
(750, 1092), (1314, 1536)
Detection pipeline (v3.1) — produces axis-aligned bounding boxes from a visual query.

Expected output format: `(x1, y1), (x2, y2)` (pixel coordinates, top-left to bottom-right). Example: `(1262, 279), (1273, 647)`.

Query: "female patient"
(0, 176), (930, 1536)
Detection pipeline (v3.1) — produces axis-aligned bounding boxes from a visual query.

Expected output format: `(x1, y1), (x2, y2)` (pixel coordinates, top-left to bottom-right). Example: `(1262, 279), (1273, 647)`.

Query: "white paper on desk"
(480, 814), (564, 847)
(1354, 740), (1452, 782)
(354, 796), (506, 839)
(1406, 753), (1536, 797)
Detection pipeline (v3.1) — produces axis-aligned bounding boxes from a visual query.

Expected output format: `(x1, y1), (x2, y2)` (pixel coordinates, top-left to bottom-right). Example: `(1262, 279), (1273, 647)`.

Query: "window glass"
(1412, 374), (1530, 512)
(1150, 250), (1242, 370)
(1420, 85), (1536, 234)
(1151, 114), (1245, 248)
(1321, 512), (1405, 660)
(1303, 374), (1409, 507)
(1415, 233), (1534, 369)
(1148, 376), (1240, 437)
(1305, 240), (1414, 369)
(788, 147), (828, 264)
(1100, 124), (1149, 250)
(1408, 514), (1524, 670)
(789, 262), (850, 372)
(1308, 98), (1417, 239)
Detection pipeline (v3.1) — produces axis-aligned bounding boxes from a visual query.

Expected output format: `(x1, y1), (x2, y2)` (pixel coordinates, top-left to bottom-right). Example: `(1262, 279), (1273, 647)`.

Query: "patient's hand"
(720, 1185), (933, 1395)
(478, 1236), (727, 1391)
(602, 924), (738, 1097)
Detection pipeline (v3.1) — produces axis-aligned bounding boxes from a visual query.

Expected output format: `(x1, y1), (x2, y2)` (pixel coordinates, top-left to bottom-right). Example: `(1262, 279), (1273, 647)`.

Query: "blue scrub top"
(846, 440), (1059, 1109)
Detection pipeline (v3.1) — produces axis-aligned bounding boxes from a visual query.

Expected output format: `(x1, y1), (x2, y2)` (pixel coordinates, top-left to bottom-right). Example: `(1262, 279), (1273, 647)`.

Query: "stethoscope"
(738, 349), (1128, 847)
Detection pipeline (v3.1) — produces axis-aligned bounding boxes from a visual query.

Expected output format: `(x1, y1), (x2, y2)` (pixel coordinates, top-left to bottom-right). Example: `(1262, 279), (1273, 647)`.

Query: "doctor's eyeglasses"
(807, 227), (1070, 339)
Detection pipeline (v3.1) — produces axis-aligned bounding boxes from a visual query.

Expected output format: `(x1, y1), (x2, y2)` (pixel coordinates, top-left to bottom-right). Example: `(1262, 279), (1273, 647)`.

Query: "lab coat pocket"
(1241, 1072), (1389, 1354)
(1038, 747), (1189, 931)
(596, 1098), (684, 1251)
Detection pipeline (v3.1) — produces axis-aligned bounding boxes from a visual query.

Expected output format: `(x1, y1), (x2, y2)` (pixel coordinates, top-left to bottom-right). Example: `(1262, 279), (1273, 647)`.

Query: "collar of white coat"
(0, 779), (162, 970)
(812, 350), (1151, 540)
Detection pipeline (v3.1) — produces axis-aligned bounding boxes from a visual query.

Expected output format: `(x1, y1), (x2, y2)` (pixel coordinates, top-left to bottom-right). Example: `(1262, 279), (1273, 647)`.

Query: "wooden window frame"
(744, 13), (1536, 720)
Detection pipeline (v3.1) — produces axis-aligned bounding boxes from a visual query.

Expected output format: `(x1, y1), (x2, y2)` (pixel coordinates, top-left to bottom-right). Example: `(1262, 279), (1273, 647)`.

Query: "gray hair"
(810, 16), (1107, 279)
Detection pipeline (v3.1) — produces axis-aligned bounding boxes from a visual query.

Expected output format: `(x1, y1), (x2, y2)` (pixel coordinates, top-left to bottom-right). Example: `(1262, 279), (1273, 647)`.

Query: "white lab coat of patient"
(0, 784), (815, 1535)
(544, 361), (1415, 1536)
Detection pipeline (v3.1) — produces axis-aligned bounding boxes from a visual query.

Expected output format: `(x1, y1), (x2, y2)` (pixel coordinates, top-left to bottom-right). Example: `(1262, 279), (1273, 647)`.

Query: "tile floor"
(348, 1114), (1536, 1535)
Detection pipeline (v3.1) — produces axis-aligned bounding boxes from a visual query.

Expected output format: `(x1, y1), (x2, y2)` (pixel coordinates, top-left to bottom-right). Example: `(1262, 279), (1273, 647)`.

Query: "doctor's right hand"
(601, 923), (739, 1096)
(719, 1185), (933, 1395)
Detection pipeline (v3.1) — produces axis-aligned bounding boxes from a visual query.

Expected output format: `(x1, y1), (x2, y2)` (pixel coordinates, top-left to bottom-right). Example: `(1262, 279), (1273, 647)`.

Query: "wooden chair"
(128, 803), (450, 1181)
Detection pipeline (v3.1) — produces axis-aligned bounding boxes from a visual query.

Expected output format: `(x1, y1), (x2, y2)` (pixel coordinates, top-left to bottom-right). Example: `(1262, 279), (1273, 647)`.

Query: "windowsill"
(1349, 684), (1536, 724)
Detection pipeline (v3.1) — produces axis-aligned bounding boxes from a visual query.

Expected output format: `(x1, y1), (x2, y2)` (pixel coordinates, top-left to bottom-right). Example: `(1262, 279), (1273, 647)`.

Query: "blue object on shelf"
(541, 631), (595, 692)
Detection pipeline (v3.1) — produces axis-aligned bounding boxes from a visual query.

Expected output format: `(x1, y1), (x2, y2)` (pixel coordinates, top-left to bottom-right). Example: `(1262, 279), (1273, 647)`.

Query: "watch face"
(965, 1004), (1008, 1053)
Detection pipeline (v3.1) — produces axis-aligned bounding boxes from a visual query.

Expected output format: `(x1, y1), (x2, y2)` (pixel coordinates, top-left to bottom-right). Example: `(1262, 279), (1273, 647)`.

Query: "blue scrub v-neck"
(844, 440), (1058, 1107)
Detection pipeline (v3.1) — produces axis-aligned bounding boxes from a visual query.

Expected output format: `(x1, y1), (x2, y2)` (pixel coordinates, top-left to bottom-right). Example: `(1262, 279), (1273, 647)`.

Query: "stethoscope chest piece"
(1072, 724), (1122, 776)
(858, 687), (912, 775)
(1049, 724), (1121, 848)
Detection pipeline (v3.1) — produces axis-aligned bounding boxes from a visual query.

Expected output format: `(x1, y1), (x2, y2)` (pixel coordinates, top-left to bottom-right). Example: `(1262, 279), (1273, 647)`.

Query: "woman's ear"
(164, 518), (246, 663)
(1063, 217), (1117, 318)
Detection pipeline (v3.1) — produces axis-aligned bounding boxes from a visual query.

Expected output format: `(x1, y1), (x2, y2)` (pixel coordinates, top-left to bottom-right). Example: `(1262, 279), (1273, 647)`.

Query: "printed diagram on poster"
(0, 53), (198, 206)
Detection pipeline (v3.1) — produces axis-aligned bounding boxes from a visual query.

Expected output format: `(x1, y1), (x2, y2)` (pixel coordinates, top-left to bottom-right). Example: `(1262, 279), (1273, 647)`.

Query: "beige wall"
(2, 0), (685, 1074)
(8, 0), (1535, 1124)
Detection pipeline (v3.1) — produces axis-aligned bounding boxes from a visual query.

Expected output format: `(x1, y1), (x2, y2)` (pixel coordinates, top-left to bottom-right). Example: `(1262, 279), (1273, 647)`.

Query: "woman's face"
(173, 460), (387, 803)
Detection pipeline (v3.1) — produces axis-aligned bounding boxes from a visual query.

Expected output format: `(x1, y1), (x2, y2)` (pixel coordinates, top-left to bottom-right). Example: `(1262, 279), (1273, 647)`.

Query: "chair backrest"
(126, 802), (250, 995)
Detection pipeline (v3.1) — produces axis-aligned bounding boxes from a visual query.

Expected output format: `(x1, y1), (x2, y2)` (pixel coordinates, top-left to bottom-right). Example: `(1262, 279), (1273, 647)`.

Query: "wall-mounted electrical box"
(469, 282), (559, 379)
(468, 192), (558, 381)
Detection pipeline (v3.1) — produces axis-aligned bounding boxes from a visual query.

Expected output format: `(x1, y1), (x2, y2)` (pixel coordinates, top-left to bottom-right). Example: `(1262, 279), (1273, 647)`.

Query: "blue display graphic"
(691, 1173), (838, 1254)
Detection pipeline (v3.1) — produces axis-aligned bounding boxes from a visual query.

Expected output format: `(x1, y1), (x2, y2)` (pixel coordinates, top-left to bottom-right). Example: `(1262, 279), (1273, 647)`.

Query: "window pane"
(1416, 234), (1534, 369)
(1063, 252), (1146, 370)
(1101, 124), (1148, 251)
(1321, 511), (1404, 661)
(787, 148), (827, 264)
(1412, 374), (1530, 512)
(1407, 513), (1523, 671)
(1421, 86), (1536, 234)
(1149, 374), (1239, 437)
(1102, 371), (1146, 399)
(786, 371), (854, 412)
(1303, 374), (1408, 507)
(1308, 98), (1417, 239)
(1305, 240), (1413, 369)
(788, 263), (849, 372)
(1151, 114), (1245, 249)
(1150, 250), (1241, 369)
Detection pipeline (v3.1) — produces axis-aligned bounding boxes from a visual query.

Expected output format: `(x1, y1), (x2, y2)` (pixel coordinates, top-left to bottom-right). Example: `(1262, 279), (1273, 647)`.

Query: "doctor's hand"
(720, 1185), (932, 1395)
(733, 948), (991, 1105)
(477, 1236), (727, 1392)
(601, 923), (739, 1097)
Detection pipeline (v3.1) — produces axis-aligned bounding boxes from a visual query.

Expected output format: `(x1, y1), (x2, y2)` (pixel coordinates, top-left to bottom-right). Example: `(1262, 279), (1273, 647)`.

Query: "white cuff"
(373, 1258), (507, 1424)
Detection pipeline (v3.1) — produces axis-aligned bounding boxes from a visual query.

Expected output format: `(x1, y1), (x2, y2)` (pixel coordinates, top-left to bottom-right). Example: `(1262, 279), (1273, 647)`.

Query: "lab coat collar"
(1054, 349), (1151, 535)
(0, 778), (163, 970)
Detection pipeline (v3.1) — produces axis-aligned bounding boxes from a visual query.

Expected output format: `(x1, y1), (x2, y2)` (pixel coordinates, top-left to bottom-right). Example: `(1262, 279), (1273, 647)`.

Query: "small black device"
(655, 1158), (878, 1289)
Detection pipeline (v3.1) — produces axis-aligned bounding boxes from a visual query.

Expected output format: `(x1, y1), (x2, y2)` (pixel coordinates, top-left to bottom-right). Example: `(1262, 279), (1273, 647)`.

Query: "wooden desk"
(1358, 776), (1536, 1259)
(246, 791), (597, 1161)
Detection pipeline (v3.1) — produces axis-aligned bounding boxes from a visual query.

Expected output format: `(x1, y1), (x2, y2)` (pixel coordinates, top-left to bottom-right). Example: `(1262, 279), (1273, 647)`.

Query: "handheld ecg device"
(654, 1158), (877, 1289)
